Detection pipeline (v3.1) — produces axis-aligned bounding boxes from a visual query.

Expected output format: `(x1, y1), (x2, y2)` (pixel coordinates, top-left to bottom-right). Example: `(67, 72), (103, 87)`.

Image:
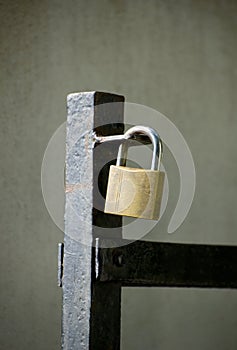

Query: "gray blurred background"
(1, 0), (237, 349)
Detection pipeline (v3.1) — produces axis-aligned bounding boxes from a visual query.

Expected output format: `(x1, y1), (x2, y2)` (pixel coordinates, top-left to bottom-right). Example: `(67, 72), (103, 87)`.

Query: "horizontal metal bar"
(95, 239), (237, 288)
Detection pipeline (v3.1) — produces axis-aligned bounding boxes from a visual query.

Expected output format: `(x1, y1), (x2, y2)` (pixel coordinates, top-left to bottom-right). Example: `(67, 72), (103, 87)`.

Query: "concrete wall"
(1, 0), (237, 349)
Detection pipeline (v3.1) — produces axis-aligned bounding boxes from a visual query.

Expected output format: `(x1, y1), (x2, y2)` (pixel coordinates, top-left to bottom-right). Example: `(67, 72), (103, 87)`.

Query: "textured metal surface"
(63, 91), (124, 350)
(96, 239), (237, 288)
(63, 92), (95, 350)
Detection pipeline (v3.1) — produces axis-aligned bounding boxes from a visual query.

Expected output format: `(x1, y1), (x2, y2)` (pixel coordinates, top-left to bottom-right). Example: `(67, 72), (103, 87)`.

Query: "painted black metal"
(91, 106), (124, 350)
(95, 239), (237, 288)
(89, 282), (121, 350)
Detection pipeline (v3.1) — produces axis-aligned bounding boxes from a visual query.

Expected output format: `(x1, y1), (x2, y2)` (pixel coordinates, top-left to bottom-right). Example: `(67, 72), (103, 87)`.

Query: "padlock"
(104, 126), (165, 220)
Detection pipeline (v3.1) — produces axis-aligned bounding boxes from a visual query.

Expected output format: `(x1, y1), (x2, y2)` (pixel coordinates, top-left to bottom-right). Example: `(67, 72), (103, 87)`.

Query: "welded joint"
(58, 243), (64, 287)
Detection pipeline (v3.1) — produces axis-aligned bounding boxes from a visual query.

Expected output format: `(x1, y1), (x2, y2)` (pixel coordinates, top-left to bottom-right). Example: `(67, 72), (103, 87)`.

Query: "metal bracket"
(94, 132), (152, 146)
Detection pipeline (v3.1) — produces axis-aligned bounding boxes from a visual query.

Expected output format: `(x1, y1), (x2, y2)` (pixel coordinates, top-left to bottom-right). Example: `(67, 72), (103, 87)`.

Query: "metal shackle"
(116, 126), (163, 171)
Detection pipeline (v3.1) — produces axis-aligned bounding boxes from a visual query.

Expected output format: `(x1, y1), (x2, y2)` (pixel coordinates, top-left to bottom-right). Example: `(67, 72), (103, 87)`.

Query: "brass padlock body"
(104, 125), (164, 220)
(104, 165), (165, 220)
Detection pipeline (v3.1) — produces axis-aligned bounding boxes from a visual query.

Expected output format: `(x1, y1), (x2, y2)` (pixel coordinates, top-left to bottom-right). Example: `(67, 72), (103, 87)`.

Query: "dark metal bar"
(89, 282), (121, 350)
(90, 92), (124, 350)
(96, 239), (237, 288)
(63, 91), (124, 350)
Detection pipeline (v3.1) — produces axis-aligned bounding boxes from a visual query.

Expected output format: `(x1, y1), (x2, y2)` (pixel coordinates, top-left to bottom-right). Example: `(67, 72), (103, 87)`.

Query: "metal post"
(62, 91), (124, 350)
